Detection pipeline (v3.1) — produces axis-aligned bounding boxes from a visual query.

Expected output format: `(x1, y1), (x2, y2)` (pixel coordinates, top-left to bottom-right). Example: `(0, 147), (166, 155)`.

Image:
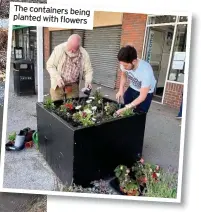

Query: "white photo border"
(0, 1), (192, 204)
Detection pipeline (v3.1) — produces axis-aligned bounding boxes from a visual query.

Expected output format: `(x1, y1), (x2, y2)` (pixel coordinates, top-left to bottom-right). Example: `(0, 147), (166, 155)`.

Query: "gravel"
(62, 179), (118, 195)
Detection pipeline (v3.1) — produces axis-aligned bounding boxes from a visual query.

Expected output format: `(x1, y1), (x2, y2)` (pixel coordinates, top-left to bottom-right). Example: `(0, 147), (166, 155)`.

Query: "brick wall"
(163, 82), (183, 109)
(43, 27), (50, 64)
(115, 13), (147, 89)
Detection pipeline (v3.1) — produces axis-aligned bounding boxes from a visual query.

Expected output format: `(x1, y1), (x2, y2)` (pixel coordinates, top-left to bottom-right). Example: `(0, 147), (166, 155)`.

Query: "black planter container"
(36, 99), (147, 187)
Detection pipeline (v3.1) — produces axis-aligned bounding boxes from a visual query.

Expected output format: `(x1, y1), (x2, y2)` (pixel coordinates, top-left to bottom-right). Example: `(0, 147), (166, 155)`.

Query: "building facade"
(43, 12), (188, 109)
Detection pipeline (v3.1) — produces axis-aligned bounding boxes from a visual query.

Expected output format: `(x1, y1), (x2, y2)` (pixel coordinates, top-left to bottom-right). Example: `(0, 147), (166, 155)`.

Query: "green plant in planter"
(72, 111), (95, 127)
(92, 89), (103, 107)
(93, 89), (103, 101)
(84, 103), (92, 111)
(72, 111), (82, 123)
(59, 105), (67, 113)
(104, 102), (118, 116)
(56, 102), (74, 118)
(121, 108), (134, 117)
(81, 116), (95, 127)
(65, 98), (73, 104)
(44, 98), (56, 110)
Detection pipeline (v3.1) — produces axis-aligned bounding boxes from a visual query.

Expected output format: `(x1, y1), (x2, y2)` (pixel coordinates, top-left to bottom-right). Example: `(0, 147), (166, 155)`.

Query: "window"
(168, 24), (187, 83)
(148, 15), (177, 25)
(179, 16), (188, 22)
(15, 29), (23, 47)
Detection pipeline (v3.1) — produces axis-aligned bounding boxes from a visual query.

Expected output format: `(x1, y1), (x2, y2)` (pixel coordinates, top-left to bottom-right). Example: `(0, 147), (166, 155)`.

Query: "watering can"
(32, 131), (39, 149)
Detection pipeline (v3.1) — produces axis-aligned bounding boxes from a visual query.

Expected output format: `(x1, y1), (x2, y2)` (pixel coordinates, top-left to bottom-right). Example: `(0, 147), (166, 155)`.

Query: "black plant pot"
(36, 97), (147, 187)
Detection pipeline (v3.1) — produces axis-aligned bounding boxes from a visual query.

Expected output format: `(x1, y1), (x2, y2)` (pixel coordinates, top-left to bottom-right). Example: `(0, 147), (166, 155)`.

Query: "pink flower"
(82, 112), (87, 118)
(141, 177), (147, 183)
(140, 158), (144, 164)
(155, 165), (160, 171)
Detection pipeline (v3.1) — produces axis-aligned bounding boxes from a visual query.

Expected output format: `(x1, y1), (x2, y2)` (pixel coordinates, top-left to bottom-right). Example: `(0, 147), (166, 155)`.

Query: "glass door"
(144, 25), (174, 102)
(167, 24), (187, 83)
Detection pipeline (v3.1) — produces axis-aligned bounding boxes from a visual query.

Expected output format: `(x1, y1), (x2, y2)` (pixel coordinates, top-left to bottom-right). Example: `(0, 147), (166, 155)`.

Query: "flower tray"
(36, 97), (147, 187)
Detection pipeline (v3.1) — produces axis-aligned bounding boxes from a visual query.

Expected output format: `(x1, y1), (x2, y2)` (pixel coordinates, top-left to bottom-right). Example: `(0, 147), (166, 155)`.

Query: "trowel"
(81, 86), (92, 97)
(117, 97), (121, 109)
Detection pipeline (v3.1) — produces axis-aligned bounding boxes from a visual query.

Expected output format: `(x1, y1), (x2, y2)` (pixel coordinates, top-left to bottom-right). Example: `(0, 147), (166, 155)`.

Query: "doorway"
(144, 25), (174, 102)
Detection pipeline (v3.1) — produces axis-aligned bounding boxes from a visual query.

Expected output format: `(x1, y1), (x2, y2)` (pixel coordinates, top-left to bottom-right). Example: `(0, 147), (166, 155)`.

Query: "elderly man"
(46, 34), (93, 101)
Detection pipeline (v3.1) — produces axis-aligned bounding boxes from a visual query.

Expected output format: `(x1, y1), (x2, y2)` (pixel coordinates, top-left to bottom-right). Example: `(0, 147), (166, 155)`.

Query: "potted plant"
(114, 165), (140, 196)
(112, 158), (177, 198)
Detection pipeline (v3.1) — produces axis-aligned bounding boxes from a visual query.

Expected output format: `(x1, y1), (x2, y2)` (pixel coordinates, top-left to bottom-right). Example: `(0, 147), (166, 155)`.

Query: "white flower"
(92, 106), (97, 111)
(150, 169), (152, 172)
(84, 109), (92, 114)
(98, 100), (102, 104)
(96, 87), (102, 90)
(75, 105), (81, 110)
(86, 100), (92, 104)
(92, 118), (96, 122)
(89, 96), (95, 100)
(156, 173), (160, 177)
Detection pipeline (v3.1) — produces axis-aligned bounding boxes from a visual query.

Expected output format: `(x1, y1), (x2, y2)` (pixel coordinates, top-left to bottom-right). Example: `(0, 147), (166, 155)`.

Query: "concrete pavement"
(0, 82), (47, 211)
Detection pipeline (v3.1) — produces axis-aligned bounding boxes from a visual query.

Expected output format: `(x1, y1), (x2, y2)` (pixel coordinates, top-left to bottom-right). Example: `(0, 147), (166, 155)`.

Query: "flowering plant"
(114, 158), (161, 196)
(44, 89), (137, 128)
(114, 165), (139, 196)
(132, 158), (160, 185)
(64, 103), (74, 110)
(114, 158), (177, 198)
(72, 110), (95, 127)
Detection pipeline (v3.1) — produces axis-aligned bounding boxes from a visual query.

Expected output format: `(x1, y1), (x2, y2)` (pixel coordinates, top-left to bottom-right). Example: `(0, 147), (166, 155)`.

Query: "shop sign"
(146, 31), (154, 63)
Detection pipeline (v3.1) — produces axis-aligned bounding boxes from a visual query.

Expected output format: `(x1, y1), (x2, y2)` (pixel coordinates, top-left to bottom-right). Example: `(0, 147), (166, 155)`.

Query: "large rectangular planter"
(36, 100), (147, 187)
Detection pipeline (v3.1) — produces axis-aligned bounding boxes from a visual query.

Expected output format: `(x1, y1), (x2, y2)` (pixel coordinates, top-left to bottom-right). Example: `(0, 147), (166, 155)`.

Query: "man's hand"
(57, 78), (65, 88)
(116, 107), (127, 116)
(116, 89), (124, 102)
(116, 104), (133, 116)
(86, 83), (92, 89)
